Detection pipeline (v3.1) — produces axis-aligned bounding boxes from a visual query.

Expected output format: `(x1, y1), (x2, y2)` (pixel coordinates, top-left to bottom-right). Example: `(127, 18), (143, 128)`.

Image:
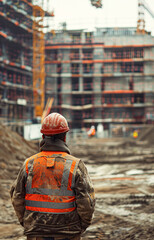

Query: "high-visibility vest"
(91, 128), (96, 136)
(133, 131), (138, 139)
(25, 151), (79, 214)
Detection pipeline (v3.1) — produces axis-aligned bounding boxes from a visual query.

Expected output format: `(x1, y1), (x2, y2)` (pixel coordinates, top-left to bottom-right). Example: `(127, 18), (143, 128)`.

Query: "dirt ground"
(0, 124), (154, 240)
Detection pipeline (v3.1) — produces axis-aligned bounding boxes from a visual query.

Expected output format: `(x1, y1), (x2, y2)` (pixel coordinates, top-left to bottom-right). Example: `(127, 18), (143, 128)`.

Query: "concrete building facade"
(0, 0), (33, 125)
(45, 27), (154, 131)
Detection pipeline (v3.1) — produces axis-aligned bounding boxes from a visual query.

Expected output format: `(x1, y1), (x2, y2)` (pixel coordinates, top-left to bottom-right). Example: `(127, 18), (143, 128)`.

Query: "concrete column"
(79, 77), (83, 91)
(61, 77), (71, 93)
(81, 32), (85, 44)
(93, 77), (101, 92)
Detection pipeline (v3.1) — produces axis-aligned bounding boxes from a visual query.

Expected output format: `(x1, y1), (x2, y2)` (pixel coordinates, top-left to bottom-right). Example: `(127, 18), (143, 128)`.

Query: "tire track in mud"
(74, 140), (154, 240)
(84, 194), (154, 240)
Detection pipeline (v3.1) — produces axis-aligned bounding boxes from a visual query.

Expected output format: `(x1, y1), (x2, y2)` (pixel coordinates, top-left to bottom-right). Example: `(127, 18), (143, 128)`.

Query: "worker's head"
(41, 112), (69, 142)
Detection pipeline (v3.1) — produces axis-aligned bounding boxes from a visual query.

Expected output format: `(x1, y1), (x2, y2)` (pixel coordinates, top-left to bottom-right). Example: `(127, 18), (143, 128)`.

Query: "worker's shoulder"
(25, 152), (42, 163)
(66, 153), (80, 163)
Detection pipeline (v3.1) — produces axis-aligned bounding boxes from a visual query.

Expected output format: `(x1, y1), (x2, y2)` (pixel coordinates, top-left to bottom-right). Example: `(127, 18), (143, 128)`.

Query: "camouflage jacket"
(10, 138), (95, 238)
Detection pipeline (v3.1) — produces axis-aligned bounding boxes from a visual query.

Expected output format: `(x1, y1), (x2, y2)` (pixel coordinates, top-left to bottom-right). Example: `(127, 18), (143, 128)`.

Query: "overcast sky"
(47, 0), (154, 35)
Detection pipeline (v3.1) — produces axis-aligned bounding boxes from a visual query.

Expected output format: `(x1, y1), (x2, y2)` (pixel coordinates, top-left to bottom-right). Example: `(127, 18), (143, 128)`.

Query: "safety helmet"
(41, 112), (69, 135)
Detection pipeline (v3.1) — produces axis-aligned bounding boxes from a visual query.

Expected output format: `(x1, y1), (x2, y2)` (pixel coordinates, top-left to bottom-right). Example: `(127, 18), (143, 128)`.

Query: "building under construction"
(0, 0), (33, 125)
(45, 27), (154, 130)
(0, 0), (154, 134)
(0, 0), (52, 130)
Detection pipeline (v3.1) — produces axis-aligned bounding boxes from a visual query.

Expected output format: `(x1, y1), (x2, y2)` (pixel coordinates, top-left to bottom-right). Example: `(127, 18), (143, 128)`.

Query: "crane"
(32, 4), (45, 118)
(137, 0), (154, 34)
(90, 0), (102, 8)
(32, 0), (102, 121)
(32, 0), (154, 121)
(32, 1), (54, 119)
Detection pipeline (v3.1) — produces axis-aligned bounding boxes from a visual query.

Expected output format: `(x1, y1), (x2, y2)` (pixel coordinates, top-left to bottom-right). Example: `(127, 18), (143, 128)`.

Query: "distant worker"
(133, 130), (138, 139)
(10, 112), (95, 240)
(87, 125), (96, 138)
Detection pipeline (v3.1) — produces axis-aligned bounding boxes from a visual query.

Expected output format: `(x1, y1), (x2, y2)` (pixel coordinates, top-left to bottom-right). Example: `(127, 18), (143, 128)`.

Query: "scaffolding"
(0, 0), (34, 122)
(0, 0), (54, 123)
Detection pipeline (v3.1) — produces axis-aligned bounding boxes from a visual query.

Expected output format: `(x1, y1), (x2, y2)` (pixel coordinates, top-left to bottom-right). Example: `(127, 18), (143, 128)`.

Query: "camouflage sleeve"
(75, 160), (95, 232)
(10, 161), (27, 225)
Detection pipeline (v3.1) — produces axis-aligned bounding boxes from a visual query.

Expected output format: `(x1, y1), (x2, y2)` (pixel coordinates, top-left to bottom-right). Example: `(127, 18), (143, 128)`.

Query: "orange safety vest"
(133, 131), (138, 139)
(91, 128), (96, 136)
(25, 151), (79, 214)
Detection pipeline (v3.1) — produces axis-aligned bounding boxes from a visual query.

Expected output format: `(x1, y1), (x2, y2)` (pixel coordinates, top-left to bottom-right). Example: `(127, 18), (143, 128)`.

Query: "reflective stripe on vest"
(25, 152), (78, 214)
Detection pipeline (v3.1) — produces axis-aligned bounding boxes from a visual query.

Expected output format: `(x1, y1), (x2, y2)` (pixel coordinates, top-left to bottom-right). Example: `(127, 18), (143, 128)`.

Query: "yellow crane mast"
(32, 0), (54, 119)
(33, 4), (45, 118)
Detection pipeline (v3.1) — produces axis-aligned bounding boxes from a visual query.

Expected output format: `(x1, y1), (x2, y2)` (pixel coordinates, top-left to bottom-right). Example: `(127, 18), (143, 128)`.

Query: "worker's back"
(25, 151), (78, 214)
(10, 113), (95, 240)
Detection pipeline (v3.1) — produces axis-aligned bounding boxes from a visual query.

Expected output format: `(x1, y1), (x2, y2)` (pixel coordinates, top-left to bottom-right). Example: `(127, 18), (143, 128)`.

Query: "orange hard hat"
(41, 112), (69, 135)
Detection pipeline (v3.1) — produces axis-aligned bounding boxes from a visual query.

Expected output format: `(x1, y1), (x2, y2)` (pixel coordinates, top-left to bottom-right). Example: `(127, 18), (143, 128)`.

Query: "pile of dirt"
(0, 124), (38, 180)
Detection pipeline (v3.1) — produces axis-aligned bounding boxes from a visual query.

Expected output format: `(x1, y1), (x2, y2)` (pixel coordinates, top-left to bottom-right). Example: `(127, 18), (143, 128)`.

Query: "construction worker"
(87, 125), (96, 138)
(133, 129), (138, 139)
(10, 112), (95, 240)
